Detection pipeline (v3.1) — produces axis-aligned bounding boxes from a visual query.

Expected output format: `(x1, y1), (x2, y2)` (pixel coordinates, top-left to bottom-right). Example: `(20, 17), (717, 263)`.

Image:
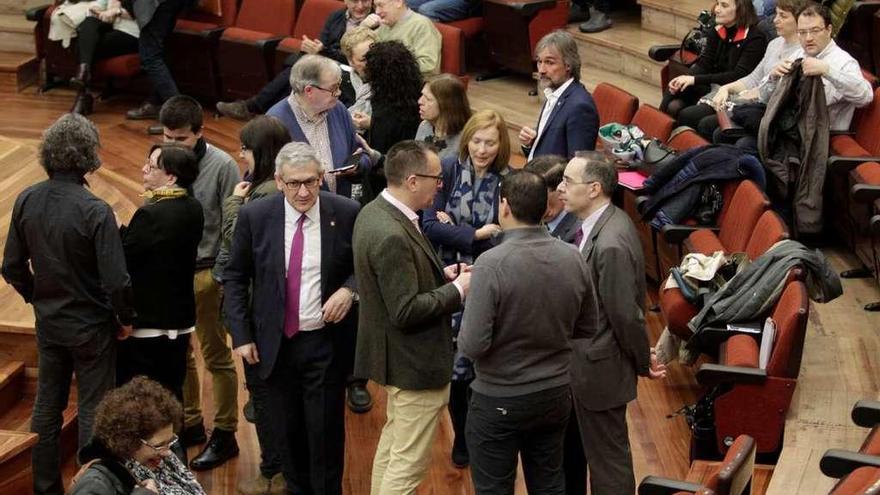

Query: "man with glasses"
(764, 2), (872, 131)
(557, 151), (666, 495)
(353, 141), (471, 495)
(158, 95), (242, 471)
(268, 55), (376, 201)
(225, 142), (361, 495)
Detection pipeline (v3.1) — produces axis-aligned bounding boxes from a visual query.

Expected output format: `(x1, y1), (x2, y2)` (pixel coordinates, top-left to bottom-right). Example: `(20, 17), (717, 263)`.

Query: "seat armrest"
(696, 363), (767, 387)
(852, 184), (880, 203)
(852, 399), (880, 428)
(255, 37), (283, 50)
(872, 214), (880, 235)
(828, 156), (880, 173)
(635, 195), (650, 214)
(820, 449), (880, 478)
(661, 224), (719, 244)
(638, 476), (701, 495)
(25, 4), (50, 21)
(648, 44), (680, 62)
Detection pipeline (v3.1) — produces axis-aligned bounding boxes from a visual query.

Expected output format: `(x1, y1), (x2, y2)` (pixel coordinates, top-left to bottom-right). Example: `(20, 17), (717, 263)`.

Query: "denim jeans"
(138, 0), (187, 104)
(407, 0), (475, 21)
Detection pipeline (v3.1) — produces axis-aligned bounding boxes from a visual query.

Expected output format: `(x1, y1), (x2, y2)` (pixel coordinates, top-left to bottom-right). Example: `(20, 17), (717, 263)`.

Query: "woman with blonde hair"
(421, 109), (510, 468)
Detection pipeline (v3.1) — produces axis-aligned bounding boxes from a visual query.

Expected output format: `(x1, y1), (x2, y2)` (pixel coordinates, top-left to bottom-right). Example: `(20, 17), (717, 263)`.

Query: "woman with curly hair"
(415, 74), (472, 161)
(352, 40), (422, 203)
(70, 376), (205, 494)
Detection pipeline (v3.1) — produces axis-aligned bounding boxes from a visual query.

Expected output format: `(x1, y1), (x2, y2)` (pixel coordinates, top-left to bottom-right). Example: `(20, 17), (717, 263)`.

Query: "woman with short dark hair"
(117, 143), (204, 403)
(414, 74), (472, 160)
(70, 376), (204, 494)
(660, 0), (768, 129)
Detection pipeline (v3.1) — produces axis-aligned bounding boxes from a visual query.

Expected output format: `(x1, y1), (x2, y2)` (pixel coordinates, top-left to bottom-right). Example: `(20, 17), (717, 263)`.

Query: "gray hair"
(40, 113), (101, 177)
(289, 54), (342, 94)
(275, 141), (323, 173)
(574, 151), (617, 196)
(535, 30), (581, 82)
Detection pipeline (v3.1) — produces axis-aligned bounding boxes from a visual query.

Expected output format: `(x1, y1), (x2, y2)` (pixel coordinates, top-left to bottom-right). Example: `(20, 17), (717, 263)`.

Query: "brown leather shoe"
(126, 102), (160, 120)
(237, 473), (271, 495)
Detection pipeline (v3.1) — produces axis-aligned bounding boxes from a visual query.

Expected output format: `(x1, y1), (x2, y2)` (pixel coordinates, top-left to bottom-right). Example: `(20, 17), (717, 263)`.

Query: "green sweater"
(377, 10), (441, 76)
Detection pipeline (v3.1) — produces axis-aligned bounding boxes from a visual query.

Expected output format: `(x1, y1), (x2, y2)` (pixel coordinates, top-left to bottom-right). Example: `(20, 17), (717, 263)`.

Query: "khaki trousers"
(183, 268), (239, 431)
(370, 384), (450, 495)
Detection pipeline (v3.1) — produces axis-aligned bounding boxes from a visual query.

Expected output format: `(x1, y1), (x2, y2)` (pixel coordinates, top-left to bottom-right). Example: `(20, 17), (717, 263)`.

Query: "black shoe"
(189, 428), (239, 471)
(180, 422), (207, 448)
(70, 63), (91, 91)
(216, 100), (254, 121)
(126, 101), (159, 120)
(346, 381), (373, 413)
(451, 446), (469, 469)
(579, 10), (612, 33)
(71, 92), (93, 116)
(243, 397), (256, 424)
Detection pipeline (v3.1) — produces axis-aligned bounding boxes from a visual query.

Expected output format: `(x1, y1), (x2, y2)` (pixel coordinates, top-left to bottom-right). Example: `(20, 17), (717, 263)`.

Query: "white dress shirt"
(284, 198), (324, 332)
(529, 77), (575, 160)
(577, 202), (611, 251)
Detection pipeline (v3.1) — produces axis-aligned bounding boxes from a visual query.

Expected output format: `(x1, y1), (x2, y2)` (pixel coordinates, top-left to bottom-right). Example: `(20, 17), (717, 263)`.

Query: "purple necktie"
(284, 215), (306, 338)
(574, 227), (584, 247)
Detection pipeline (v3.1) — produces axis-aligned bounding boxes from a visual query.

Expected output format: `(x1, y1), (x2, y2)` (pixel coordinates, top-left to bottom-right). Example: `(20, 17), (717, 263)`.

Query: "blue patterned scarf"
(445, 157), (501, 263)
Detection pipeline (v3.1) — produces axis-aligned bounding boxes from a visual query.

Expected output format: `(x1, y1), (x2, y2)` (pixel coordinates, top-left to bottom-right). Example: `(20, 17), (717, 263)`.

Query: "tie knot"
(298, 214), (307, 226)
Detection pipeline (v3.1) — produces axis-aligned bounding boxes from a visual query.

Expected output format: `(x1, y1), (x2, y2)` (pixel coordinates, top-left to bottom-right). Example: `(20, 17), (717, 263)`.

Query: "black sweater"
(691, 24), (768, 86)
(121, 195), (204, 330)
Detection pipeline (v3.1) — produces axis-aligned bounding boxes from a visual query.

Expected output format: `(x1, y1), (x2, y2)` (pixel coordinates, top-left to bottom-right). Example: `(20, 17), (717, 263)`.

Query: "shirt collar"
(715, 25), (749, 42)
(545, 209), (568, 231)
(579, 202), (610, 239)
(815, 39), (837, 60)
(381, 189), (419, 223)
(288, 94), (328, 123)
(501, 226), (550, 243)
(284, 196), (321, 225)
(543, 77), (574, 100)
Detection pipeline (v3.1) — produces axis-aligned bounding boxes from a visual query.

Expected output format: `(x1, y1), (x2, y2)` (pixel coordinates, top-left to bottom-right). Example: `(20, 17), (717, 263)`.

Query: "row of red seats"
(26, 0), (484, 105)
(820, 400), (880, 493)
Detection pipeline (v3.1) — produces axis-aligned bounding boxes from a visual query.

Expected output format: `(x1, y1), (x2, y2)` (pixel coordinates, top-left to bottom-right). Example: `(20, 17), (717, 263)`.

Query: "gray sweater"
(192, 143), (240, 268)
(459, 226), (594, 397)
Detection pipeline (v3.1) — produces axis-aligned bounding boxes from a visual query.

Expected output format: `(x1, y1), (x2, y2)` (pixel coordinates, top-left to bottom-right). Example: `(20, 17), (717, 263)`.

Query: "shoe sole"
(347, 399), (373, 414)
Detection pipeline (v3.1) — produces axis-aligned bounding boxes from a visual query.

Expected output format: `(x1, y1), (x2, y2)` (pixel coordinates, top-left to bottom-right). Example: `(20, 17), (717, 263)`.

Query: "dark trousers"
(244, 360), (283, 478)
(563, 401), (587, 495)
(116, 333), (190, 402)
(449, 379), (472, 457)
(76, 16), (139, 66)
(571, 0), (611, 12)
(660, 84), (710, 120)
(248, 66), (292, 114)
(266, 329), (345, 495)
(466, 385), (571, 495)
(575, 404), (635, 495)
(138, 0), (187, 104)
(33, 331), (116, 495)
(676, 103), (716, 135)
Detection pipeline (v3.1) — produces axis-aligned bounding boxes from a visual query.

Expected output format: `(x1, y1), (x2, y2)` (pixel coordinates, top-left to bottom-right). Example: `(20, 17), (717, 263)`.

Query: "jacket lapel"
(534, 84), (574, 149)
(319, 193), (335, 299)
(270, 195), (287, 294)
(582, 205), (616, 261)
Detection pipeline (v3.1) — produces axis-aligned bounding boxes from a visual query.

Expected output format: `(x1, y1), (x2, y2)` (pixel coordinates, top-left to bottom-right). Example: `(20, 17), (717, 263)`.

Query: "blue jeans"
(139, 0), (187, 104)
(407, 0), (474, 21)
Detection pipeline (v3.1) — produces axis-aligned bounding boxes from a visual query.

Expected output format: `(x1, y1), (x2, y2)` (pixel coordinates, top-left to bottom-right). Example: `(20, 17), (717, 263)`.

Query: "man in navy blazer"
(519, 30), (599, 161)
(224, 142), (360, 495)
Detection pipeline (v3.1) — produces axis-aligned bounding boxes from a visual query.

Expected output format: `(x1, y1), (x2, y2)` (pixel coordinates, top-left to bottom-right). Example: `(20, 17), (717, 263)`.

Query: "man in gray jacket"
(558, 151), (666, 494)
(459, 170), (595, 494)
(159, 95), (242, 470)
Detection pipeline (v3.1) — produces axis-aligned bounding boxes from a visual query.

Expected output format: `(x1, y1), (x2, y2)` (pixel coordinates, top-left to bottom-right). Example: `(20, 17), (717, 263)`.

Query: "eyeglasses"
(140, 434), (179, 454)
(240, 145), (250, 152)
(561, 176), (596, 186)
(413, 172), (443, 185)
(310, 84), (342, 97)
(797, 27), (827, 37)
(283, 178), (321, 190)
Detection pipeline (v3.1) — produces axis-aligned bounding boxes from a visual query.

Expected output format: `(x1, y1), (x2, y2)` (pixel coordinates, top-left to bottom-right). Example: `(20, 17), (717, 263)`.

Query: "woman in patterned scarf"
(69, 377), (205, 495)
(421, 109), (510, 470)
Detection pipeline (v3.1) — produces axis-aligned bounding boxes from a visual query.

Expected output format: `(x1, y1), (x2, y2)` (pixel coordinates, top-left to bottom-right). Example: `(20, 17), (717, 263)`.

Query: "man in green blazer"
(353, 140), (471, 495)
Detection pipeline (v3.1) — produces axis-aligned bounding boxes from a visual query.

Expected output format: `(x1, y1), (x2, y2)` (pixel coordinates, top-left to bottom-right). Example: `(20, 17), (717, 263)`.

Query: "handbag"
(632, 139), (678, 176)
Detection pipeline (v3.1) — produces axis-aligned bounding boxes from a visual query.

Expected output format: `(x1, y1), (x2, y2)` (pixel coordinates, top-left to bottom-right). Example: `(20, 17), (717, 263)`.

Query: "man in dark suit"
(353, 140), (471, 495)
(518, 30), (599, 161)
(224, 142), (361, 495)
(558, 151), (667, 494)
(524, 154), (580, 243)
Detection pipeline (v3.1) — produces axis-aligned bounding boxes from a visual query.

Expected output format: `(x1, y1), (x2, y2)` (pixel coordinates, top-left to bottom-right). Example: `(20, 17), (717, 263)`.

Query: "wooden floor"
(0, 71), (876, 494)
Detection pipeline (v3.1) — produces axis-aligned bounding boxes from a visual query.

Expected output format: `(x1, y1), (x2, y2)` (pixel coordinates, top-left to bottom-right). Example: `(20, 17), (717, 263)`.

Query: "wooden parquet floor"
(1, 81), (877, 494)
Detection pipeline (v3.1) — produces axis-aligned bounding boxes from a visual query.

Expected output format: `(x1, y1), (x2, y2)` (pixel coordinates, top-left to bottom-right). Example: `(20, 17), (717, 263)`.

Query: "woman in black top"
(356, 40), (423, 203)
(117, 143), (204, 402)
(660, 0), (767, 130)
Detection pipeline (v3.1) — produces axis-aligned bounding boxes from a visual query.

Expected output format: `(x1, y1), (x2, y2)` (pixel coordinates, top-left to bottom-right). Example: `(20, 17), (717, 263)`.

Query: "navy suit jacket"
(549, 211), (579, 244)
(524, 81), (600, 159)
(223, 191), (360, 379)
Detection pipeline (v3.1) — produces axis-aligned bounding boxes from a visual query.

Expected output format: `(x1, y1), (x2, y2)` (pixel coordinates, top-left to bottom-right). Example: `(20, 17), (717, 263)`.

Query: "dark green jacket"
(353, 195), (461, 390)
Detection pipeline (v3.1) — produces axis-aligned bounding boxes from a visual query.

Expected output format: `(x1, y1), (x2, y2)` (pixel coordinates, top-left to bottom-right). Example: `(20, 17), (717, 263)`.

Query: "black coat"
(121, 195), (204, 330)
(223, 192), (360, 379)
(691, 24), (768, 87)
